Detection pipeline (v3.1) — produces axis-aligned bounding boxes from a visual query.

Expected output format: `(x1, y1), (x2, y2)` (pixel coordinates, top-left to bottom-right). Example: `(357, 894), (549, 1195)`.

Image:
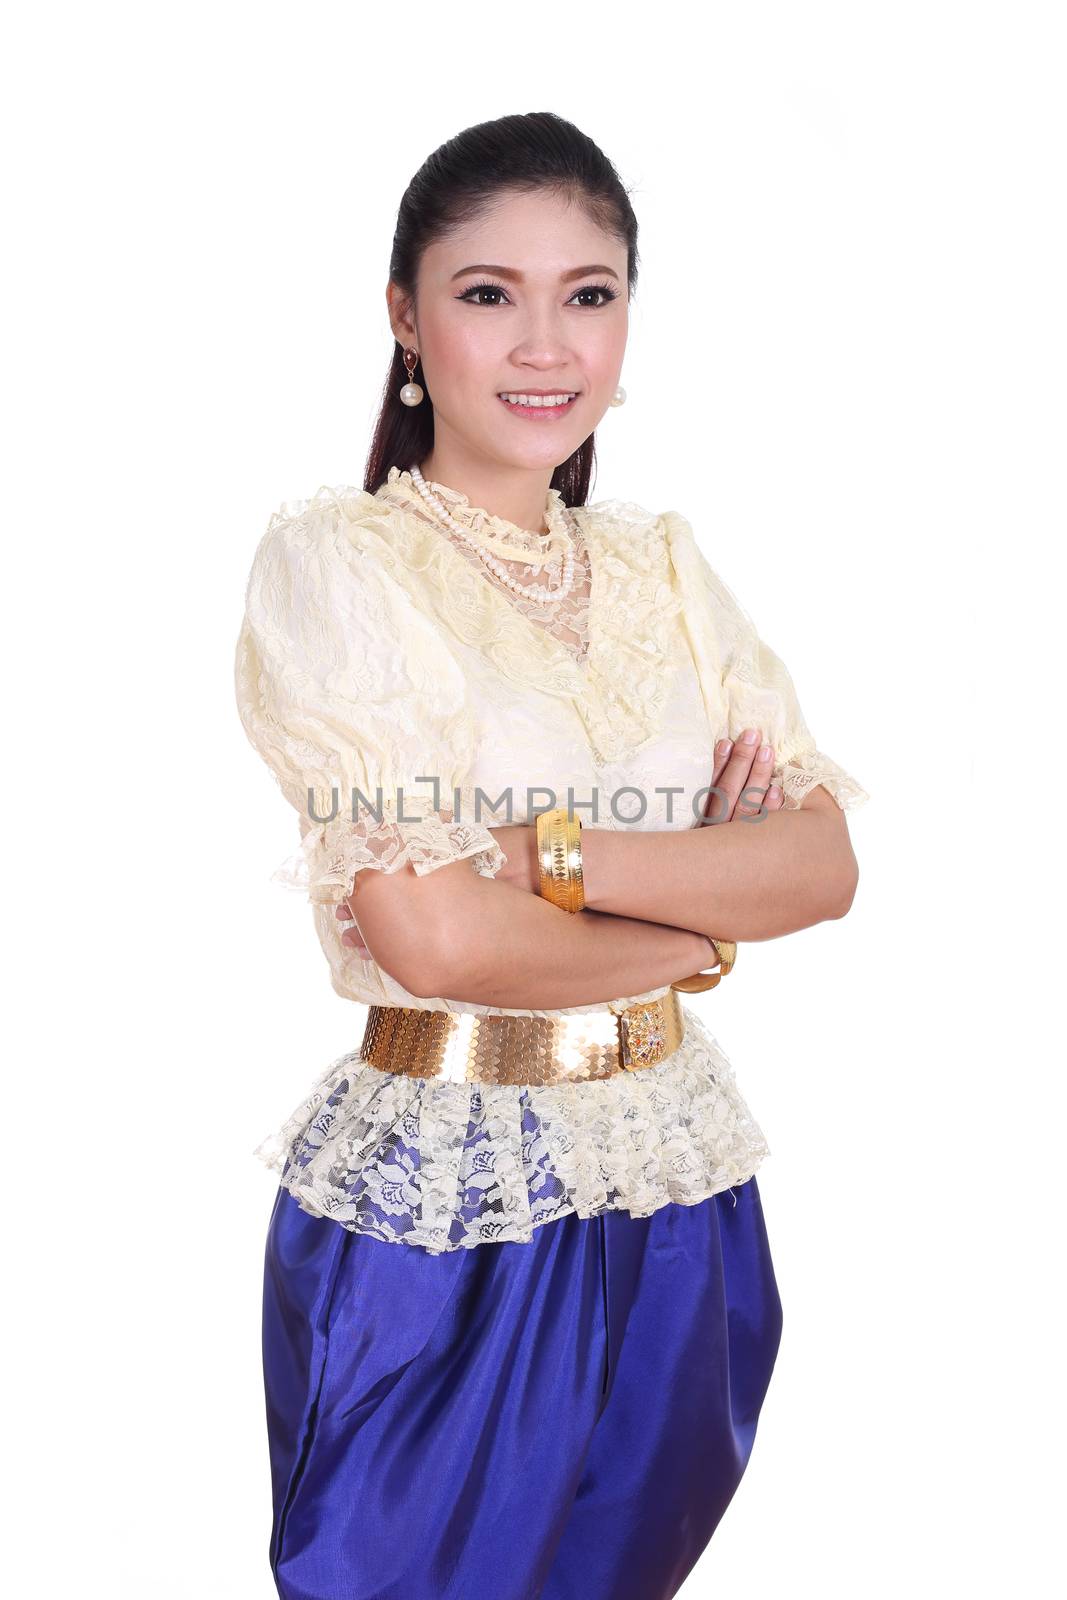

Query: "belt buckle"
(619, 998), (670, 1070)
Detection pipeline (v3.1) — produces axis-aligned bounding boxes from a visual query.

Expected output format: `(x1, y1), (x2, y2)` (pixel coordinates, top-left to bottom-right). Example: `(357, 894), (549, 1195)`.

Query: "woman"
(235, 112), (869, 1600)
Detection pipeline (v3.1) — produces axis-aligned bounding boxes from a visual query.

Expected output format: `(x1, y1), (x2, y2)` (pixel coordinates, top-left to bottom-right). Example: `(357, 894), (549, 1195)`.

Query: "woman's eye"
(458, 284), (509, 307)
(571, 286), (616, 308)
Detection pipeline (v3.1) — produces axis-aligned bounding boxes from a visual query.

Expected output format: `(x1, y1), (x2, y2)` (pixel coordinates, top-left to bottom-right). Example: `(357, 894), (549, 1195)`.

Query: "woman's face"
(391, 188), (629, 476)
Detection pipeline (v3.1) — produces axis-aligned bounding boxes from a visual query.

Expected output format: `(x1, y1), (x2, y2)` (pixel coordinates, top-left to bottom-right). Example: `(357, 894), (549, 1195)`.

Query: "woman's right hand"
(705, 729), (784, 822)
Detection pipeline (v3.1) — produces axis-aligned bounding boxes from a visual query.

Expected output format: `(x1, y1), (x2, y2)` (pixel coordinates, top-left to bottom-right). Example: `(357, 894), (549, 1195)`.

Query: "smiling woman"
(235, 110), (868, 1600)
(378, 183), (632, 534)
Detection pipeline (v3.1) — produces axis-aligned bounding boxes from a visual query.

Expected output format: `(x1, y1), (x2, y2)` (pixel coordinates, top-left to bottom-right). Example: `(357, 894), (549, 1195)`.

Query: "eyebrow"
(450, 263), (620, 283)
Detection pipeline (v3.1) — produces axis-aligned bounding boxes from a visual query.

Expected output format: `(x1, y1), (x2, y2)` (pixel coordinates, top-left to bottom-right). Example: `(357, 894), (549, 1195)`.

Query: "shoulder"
(643, 504), (735, 601)
(627, 503), (758, 657)
(581, 495), (710, 583)
(577, 494), (705, 559)
(252, 484), (398, 563)
(242, 487), (427, 669)
(574, 498), (740, 633)
(575, 492), (666, 541)
(574, 494), (684, 578)
(243, 484), (412, 607)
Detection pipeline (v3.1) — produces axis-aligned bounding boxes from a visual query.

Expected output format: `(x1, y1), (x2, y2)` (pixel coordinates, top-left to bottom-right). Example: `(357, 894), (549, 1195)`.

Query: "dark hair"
(364, 112), (639, 508)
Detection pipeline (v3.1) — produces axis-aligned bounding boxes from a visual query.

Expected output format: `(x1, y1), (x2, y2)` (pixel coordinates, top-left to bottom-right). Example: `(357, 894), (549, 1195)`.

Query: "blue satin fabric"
(262, 1176), (783, 1600)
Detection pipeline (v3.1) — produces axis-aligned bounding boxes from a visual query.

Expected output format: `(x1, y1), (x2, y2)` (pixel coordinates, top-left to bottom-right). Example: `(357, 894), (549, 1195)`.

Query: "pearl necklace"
(408, 465), (579, 606)
(407, 465), (571, 563)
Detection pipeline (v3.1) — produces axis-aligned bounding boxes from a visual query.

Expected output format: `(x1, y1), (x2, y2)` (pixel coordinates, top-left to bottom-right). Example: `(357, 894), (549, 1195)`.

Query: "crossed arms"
(335, 730), (859, 1011)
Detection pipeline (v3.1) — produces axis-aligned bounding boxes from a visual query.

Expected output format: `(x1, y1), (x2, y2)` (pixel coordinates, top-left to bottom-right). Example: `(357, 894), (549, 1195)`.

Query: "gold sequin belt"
(358, 992), (686, 1086)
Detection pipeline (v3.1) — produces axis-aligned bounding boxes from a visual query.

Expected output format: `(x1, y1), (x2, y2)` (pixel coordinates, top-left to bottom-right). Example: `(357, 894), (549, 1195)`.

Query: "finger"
(707, 728), (763, 821)
(736, 737), (777, 819)
(709, 737), (734, 788)
(703, 738), (735, 821)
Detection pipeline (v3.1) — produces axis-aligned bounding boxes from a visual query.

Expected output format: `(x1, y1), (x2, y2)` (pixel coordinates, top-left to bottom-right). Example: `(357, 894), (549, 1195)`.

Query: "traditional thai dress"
(234, 466), (869, 1599)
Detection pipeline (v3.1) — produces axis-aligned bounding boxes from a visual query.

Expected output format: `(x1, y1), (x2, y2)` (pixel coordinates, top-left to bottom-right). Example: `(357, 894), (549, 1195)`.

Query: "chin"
(489, 436), (584, 470)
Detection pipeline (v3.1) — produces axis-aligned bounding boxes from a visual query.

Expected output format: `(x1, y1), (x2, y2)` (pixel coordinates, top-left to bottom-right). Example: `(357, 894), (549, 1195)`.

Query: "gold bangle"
(535, 807), (585, 913)
(671, 938), (737, 993)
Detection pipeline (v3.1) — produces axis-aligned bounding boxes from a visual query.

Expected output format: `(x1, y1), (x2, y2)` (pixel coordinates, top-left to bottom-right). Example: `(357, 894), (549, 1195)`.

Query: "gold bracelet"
(671, 938), (737, 993)
(532, 809), (732, 994)
(535, 807), (585, 913)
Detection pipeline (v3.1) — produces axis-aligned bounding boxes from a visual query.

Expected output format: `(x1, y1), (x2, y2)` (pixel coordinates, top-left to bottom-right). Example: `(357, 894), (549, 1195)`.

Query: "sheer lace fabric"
(270, 792), (507, 902)
(253, 1007), (769, 1254)
(235, 472), (870, 1249)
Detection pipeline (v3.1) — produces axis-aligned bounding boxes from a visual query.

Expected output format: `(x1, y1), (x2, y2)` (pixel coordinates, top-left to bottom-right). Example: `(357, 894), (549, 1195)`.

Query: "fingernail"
(759, 743), (772, 761)
(716, 738), (732, 754)
(742, 728), (758, 744)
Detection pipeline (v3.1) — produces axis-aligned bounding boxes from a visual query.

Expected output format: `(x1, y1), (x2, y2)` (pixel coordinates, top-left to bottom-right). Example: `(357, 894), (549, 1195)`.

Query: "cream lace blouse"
(235, 466), (870, 1253)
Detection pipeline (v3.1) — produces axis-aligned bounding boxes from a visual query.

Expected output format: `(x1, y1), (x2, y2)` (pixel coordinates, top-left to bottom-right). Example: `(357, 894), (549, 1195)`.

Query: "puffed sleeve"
(234, 496), (508, 902)
(662, 510), (869, 812)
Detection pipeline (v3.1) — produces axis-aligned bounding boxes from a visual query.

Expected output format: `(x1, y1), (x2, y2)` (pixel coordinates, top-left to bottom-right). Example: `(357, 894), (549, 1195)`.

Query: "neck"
(417, 443), (556, 536)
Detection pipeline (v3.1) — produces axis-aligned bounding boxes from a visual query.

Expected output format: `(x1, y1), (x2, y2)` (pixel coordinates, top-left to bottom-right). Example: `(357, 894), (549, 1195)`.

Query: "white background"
(4, 2), (1063, 1594)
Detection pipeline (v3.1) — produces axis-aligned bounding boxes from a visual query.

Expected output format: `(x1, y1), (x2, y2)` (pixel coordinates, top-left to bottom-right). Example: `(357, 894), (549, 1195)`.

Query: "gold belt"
(358, 992), (686, 1086)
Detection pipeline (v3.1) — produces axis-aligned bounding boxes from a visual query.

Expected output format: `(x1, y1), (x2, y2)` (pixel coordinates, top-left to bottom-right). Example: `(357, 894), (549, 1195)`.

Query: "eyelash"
(456, 280), (619, 309)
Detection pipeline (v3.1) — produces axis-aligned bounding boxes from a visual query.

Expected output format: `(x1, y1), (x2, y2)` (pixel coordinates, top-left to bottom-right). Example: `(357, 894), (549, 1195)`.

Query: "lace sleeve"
(234, 497), (507, 903)
(269, 793), (506, 900)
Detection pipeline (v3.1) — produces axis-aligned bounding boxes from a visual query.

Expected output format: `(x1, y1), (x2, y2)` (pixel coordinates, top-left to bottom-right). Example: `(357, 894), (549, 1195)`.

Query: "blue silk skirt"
(262, 1175), (783, 1600)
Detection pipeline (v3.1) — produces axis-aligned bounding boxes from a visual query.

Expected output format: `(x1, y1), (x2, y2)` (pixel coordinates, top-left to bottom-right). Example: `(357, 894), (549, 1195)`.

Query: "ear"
(386, 279), (417, 347)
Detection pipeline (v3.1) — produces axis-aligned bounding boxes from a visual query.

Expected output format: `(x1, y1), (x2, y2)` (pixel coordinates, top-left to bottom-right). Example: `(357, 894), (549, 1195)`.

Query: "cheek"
(426, 317), (510, 405)
(578, 320), (628, 391)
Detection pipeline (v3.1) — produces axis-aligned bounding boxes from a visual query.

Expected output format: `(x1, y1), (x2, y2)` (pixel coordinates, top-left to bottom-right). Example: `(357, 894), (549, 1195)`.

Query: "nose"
(508, 310), (575, 372)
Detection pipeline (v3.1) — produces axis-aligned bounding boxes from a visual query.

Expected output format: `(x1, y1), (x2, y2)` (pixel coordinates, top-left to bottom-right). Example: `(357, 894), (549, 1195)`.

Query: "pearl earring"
(399, 346), (424, 407)
(609, 383), (626, 407)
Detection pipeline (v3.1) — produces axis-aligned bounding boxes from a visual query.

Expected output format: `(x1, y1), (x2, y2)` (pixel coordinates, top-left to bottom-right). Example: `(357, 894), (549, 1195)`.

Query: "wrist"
(525, 823), (542, 896)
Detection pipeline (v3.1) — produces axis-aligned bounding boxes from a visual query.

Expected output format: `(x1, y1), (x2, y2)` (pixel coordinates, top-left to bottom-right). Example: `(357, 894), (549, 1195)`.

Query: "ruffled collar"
(348, 473), (687, 767)
(381, 465), (568, 557)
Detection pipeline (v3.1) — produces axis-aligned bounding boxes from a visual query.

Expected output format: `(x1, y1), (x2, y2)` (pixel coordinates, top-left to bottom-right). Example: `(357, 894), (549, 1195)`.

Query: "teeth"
(499, 393), (576, 407)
